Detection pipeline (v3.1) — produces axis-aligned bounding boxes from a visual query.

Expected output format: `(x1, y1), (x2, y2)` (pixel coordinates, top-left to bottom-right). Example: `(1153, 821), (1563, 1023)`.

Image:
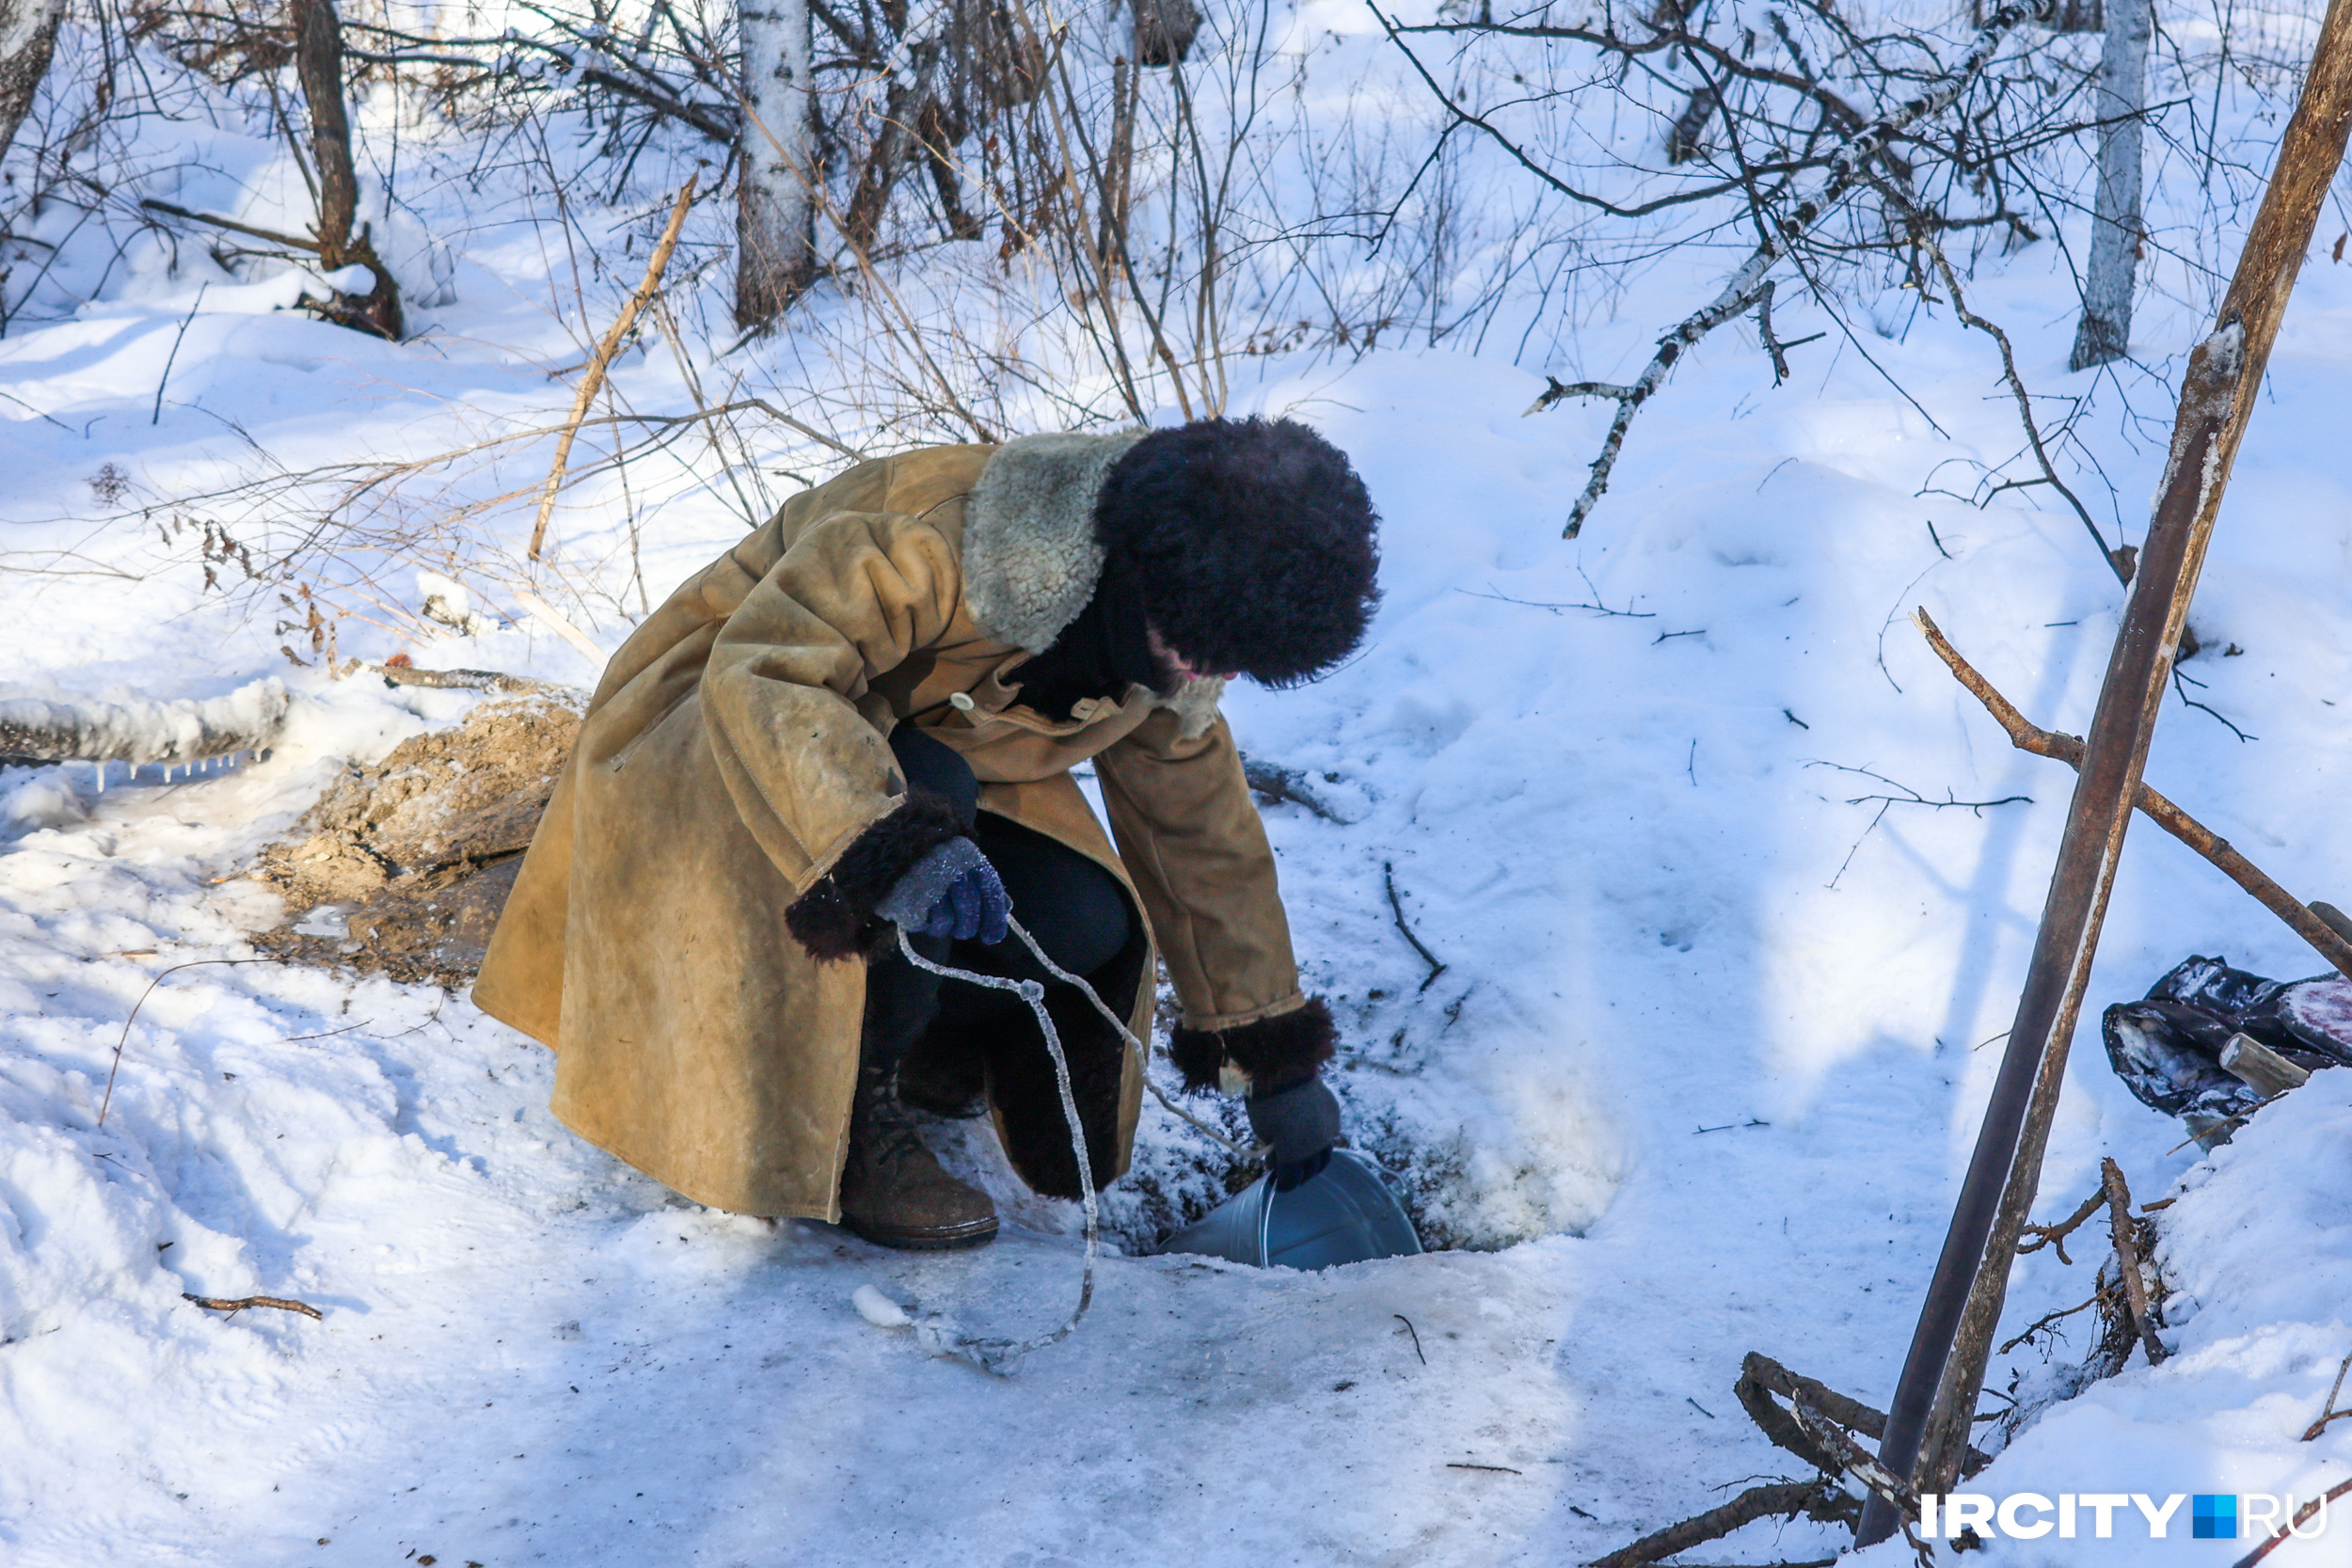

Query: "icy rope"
(888, 914), (1267, 1374)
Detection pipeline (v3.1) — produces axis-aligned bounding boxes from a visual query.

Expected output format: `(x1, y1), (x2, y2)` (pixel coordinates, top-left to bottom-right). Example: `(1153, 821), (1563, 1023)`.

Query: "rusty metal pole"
(1858, 0), (2352, 1542)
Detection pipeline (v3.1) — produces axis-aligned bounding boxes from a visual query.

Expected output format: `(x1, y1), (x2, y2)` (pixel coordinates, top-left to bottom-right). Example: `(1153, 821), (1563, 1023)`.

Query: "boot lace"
(859, 1085), (934, 1169)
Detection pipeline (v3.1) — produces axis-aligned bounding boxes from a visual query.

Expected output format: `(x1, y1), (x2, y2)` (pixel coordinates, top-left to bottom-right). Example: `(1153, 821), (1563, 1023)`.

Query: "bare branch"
(1915, 608), (2352, 980)
(529, 174), (698, 561)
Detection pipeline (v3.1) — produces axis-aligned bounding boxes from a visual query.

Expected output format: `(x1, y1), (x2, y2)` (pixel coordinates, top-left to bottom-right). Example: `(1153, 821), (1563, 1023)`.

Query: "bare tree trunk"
(0, 0), (62, 170)
(291, 0), (403, 339)
(2070, 0), (2150, 370)
(292, 0), (357, 263)
(738, 0), (817, 328)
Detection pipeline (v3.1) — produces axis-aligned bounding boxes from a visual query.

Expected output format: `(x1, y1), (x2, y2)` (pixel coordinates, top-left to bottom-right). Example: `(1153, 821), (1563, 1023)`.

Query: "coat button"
(948, 691), (976, 711)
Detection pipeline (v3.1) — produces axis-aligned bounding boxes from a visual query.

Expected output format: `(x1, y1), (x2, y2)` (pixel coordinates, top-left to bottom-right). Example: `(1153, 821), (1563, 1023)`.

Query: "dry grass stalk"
(527, 175), (699, 561)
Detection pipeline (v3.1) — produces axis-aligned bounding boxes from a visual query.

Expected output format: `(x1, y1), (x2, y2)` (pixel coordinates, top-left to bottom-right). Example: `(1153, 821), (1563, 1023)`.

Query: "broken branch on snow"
(183, 1292), (325, 1321)
(1382, 863), (1447, 992)
(2300, 1351), (2352, 1442)
(2233, 1479), (2352, 1568)
(1737, 1352), (1992, 1480)
(1590, 1352), (1967, 1566)
(1585, 1481), (1853, 1568)
(1241, 758), (1349, 823)
(2101, 1157), (2169, 1367)
(1788, 1398), (1921, 1519)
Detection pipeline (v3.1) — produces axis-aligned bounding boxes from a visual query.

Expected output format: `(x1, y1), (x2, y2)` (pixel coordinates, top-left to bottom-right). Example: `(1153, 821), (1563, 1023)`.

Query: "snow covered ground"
(6, 1), (2352, 1563)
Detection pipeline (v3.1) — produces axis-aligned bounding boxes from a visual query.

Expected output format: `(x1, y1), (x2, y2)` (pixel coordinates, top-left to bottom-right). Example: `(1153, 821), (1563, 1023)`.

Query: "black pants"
(862, 727), (1133, 1072)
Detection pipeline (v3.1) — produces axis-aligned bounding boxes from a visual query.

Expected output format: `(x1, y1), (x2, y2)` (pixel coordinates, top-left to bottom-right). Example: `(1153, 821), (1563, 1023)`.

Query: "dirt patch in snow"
(247, 694), (582, 988)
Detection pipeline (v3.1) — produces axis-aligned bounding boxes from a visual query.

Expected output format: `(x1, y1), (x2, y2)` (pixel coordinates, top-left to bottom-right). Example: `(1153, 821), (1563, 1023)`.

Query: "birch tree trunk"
(737, 0), (816, 328)
(2070, 0), (2151, 371)
(0, 0), (63, 171)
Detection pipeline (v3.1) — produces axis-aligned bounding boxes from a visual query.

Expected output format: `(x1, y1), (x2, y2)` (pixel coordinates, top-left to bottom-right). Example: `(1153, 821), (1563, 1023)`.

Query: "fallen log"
(371, 663), (560, 695)
(0, 678), (287, 766)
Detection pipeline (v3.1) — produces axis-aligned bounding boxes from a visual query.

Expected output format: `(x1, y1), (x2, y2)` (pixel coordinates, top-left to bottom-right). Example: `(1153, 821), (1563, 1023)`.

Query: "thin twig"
(1382, 863), (1447, 993)
(1895, 191), (2129, 584)
(183, 1292), (324, 1320)
(1808, 759), (2030, 814)
(1446, 1462), (1522, 1473)
(2231, 1478), (2352, 1568)
(1394, 1312), (1426, 1364)
(2016, 1188), (2105, 1265)
(1997, 1292), (2101, 1354)
(100, 959), (270, 1126)
(1458, 580), (1656, 619)
(528, 175), (697, 561)
(152, 283), (209, 425)
(2300, 1351), (2352, 1441)
(2172, 665), (2257, 741)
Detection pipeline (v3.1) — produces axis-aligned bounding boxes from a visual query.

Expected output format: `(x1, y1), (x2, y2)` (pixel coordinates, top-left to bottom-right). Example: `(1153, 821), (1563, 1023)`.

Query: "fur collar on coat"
(961, 432), (1226, 739)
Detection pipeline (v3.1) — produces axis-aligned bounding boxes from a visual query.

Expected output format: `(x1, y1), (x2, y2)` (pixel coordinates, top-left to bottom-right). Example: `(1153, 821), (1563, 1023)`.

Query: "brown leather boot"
(837, 1068), (998, 1250)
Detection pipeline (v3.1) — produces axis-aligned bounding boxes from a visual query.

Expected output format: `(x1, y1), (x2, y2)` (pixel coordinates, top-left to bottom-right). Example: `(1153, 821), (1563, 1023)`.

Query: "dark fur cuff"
(1168, 997), (1336, 1095)
(785, 790), (965, 962)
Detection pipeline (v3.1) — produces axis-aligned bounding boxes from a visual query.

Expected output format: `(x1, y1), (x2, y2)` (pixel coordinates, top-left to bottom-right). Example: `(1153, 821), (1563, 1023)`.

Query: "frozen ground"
(7, 2), (2352, 1564)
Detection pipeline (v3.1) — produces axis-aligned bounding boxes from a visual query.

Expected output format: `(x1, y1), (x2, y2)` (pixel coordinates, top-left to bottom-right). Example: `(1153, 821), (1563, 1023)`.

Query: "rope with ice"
(861, 913), (1267, 1375)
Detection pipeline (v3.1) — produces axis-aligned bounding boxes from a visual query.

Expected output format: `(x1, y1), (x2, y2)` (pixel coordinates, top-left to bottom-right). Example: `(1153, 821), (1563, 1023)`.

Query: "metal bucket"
(1156, 1150), (1423, 1270)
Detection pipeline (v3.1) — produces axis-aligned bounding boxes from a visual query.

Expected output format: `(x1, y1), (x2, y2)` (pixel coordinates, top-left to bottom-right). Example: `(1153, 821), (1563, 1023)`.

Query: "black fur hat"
(1093, 417), (1379, 686)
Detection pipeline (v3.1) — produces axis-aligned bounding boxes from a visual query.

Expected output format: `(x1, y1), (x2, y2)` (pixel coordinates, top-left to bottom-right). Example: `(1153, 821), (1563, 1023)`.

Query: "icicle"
(94, 760), (104, 793)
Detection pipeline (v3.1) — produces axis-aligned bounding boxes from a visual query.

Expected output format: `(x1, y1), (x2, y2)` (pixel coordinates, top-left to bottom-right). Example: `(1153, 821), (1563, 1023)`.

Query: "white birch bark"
(0, 0), (63, 171)
(2069, 0), (2151, 371)
(737, 0), (817, 327)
